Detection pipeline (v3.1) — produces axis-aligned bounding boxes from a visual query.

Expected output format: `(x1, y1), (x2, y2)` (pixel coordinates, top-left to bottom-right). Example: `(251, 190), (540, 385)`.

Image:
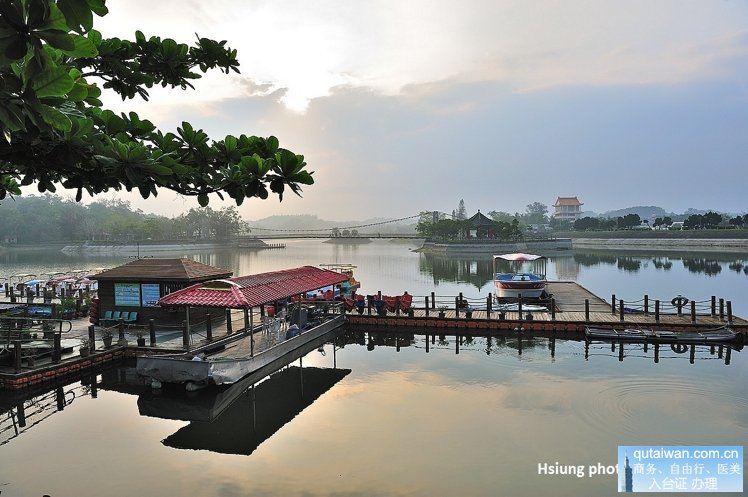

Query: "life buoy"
(671, 343), (688, 354)
(671, 296), (689, 308)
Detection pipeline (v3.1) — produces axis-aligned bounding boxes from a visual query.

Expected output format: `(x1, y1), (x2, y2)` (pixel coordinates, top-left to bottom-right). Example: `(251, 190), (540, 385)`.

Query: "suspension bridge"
(242, 213), (428, 240)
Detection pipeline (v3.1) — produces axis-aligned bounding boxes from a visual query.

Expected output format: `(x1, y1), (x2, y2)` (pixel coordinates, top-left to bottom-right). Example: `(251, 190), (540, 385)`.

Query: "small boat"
(584, 325), (741, 344)
(319, 264), (360, 295)
(493, 253), (547, 299)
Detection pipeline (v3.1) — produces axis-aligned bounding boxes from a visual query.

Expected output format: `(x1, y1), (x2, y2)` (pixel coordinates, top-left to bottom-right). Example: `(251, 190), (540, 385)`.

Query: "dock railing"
(0, 316), (74, 371)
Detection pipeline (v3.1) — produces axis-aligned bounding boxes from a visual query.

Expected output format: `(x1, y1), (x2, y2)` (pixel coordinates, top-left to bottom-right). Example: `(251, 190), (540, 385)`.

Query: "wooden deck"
(347, 282), (748, 333)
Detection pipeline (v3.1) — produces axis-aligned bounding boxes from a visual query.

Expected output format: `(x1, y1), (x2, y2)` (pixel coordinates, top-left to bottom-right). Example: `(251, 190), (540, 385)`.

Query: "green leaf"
(197, 193), (209, 207)
(38, 3), (70, 32)
(37, 30), (76, 51)
(86, 0), (109, 16)
(58, 0), (94, 33)
(38, 104), (72, 131)
(266, 135), (279, 153)
(31, 66), (75, 98)
(61, 34), (97, 57)
(3, 35), (28, 60)
(66, 81), (88, 101)
(0, 104), (25, 131)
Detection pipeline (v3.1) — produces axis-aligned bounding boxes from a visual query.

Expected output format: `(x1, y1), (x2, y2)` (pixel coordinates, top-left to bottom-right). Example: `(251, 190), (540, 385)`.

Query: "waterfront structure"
(92, 258), (233, 326)
(552, 196), (584, 222)
(460, 211), (500, 239)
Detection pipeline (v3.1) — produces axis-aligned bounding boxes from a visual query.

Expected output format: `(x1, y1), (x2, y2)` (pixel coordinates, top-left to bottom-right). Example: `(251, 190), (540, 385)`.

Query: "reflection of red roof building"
(553, 196), (583, 222)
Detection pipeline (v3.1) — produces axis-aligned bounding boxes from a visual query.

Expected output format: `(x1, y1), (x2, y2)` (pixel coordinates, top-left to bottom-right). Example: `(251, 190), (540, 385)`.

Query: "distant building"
(553, 196), (584, 222)
(460, 210), (500, 239)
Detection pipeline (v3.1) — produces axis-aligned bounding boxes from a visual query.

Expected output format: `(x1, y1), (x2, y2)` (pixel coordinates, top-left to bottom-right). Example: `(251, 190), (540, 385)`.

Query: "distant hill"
(600, 206), (668, 220)
(246, 214), (417, 234)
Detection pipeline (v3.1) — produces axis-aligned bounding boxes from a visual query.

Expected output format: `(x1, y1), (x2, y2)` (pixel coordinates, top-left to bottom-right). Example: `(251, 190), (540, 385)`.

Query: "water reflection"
(571, 250), (748, 277)
(145, 366), (350, 455)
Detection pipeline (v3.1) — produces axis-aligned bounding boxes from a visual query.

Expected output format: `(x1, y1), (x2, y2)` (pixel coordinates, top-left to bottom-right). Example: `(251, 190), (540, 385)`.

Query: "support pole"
(727, 301), (733, 324)
(182, 320), (189, 350)
(619, 299), (624, 322)
(690, 300), (696, 323)
(644, 295), (649, 315)
(425, 296), (429, 317)
(719, 298), (725, 321)
(206, 313), (213, 340)
(550, 298), (556, 321)
(584, 299), (590, 322)
(226, 308), (233, 333)
(655, 300), (660, 323)
(149, 319), (156, 346)
(611, 294), (616, 314)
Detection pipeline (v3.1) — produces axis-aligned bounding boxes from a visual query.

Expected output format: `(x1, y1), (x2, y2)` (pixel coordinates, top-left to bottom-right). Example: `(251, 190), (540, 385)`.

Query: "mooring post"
(725, 347), (732, 366)
(655, 300), (660, 323)
(719, 298), (725, 321)
(455, 296), (460, 317)
(644, 295), (649, 315)
(517, 294), (523, 321)
(206, 313), (213, 340)
(618, 342), (624, 362)
(426, 335), (430, 353)
(486, 294), (492, 319)
(584, 339), (589, 360)
(431, 292), (436, 309)
(726, 301), (733, 324)
(584, 299), (590, 322)
(455, 336), (460, 355)
(611, 294), (616, 314)
(619, 299), (624, 322)
(88, 325), (95, 351)
(690, 300), (696, 323)
(182, 320), (189, 350)
(711, 296), (716, 316)
(53, 332), (61, 363)
(149, 319), (156, 346)
(718, 345), (723, 359)
(654, 343), (659, 363)
(395, 297), (401, 316)
(118, 319), (126, 345)
(689, 344), (695, 365)
(14, 341), (21, 372)
(550, 297), (556, 320)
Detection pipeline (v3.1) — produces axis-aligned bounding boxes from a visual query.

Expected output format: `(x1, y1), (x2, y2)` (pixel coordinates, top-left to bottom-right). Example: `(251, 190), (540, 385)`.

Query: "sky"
(79, 0), (748, 221)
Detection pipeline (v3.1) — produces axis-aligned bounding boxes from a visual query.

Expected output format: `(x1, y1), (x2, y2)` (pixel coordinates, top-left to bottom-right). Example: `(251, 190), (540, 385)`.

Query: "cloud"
(77, 1), (748, 219)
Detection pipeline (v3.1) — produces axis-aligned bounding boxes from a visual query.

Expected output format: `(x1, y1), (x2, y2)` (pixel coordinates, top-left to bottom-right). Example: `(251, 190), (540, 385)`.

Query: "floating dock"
(2, 282), (745, 391)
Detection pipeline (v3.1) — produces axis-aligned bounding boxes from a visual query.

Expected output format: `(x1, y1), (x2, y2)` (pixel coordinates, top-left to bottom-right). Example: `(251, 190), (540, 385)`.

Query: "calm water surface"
(0, 241), (746, 496)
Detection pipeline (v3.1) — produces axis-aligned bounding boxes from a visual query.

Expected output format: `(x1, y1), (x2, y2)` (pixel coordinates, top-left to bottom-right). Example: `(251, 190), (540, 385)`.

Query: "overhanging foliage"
(0, 0), (313, 204)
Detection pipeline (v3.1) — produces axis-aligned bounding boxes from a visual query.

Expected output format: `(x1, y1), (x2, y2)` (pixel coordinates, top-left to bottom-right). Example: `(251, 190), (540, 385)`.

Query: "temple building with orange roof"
(552, 196), (584, 222)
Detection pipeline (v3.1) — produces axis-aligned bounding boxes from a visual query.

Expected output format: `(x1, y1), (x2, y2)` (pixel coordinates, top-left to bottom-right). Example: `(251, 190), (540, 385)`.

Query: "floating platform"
(346, 282), (748, 335)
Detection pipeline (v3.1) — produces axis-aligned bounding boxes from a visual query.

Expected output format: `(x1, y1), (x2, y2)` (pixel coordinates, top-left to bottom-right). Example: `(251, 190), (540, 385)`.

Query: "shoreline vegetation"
(2, 230), (748, 255)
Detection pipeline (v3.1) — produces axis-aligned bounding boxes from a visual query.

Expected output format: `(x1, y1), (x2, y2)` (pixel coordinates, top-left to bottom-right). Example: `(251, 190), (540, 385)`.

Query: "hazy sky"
(87, 0), (748, 220)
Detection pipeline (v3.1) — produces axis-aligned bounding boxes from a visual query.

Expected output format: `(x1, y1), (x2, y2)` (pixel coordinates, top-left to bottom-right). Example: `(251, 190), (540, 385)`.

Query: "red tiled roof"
(158, 266), (348, 308)
(92, 258), (232, 282)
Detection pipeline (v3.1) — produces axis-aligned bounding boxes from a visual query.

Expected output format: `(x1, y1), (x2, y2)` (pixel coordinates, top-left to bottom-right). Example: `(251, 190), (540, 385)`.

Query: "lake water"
(0, 241), (746, 496)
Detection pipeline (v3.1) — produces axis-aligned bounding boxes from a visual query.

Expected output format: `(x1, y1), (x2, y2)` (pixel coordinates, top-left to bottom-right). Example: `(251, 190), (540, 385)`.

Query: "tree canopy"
(0, 0), (313, 205)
